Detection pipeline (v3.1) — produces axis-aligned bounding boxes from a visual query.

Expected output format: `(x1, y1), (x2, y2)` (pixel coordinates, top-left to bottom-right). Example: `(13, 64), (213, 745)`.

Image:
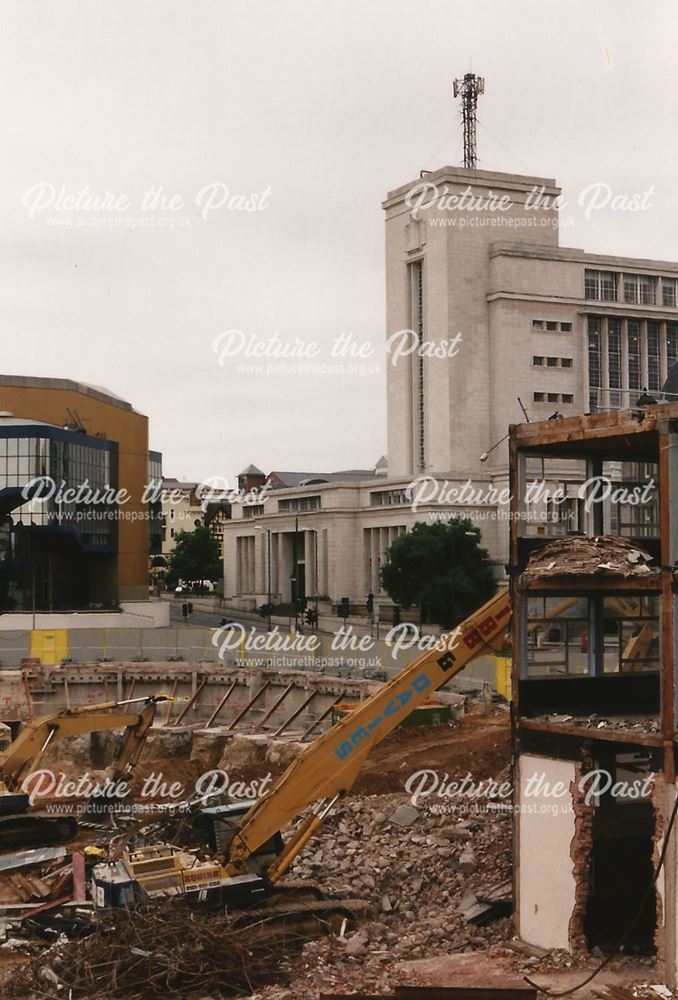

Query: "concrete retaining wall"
(0, 601), (170, 631)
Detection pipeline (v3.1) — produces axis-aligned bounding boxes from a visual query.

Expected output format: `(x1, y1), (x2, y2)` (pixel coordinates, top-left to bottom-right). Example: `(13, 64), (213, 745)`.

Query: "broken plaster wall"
(517, 754), (576, 950)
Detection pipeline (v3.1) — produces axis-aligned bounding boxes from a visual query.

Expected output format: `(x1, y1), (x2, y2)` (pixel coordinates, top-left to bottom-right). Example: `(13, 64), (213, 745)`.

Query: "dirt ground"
(354, 703), (510, 794)
(128, 702), (511, 796)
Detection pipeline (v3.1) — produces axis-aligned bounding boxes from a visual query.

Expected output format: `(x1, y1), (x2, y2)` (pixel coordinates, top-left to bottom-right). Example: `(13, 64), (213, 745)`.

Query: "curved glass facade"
(0, 425), (118, 612)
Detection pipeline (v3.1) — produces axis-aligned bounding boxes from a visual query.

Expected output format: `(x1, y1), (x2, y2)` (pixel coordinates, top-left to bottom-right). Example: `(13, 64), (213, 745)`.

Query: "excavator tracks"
(0, 813), (79, 850)
(230, 896), (373, 940)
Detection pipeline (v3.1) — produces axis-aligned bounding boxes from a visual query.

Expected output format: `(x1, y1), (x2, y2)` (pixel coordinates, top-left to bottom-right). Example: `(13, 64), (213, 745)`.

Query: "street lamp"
(255, 525), (272, 631)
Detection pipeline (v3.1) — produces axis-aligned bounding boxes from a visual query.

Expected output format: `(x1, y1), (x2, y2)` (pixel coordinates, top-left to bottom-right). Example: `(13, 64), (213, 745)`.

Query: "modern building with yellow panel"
(0, 375), (160, 613)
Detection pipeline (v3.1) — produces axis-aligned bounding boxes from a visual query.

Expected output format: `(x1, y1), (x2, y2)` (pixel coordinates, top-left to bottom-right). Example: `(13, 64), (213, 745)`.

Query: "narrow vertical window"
(608, 318), (621, 407)
(647, 322), (660, 391)
(410, 260), (425, 470)
(667, 323), (678, 374)
(628, 320), (641, 391)
(663, 278), (677, 308)
(588, 316), (601, 410)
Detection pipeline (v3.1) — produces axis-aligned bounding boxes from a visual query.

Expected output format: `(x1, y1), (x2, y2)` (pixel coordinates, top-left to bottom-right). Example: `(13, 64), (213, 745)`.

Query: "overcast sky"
(1, 0), (677, 485)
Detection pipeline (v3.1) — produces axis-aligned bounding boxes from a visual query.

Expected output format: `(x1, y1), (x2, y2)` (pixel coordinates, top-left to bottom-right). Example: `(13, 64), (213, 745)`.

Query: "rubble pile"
(523, 535), (657, 580)
(288, 786), (513, 963)
(245, 939), (659, 1000)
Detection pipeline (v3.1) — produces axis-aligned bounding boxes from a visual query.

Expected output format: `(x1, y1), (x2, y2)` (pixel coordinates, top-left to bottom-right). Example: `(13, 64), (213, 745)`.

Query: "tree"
(165, 526), (222, 591)
(380, 519), (495, 627)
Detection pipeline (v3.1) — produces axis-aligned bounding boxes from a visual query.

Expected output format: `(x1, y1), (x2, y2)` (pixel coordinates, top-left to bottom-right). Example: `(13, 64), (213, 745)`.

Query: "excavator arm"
(224, 588), (511, 880)
(0, 697), (166, 791)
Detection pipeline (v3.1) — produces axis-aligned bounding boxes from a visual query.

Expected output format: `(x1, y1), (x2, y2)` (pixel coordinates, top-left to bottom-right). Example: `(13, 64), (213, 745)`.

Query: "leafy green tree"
(165, 526), (222, 591)
(380, 519), (495, 626)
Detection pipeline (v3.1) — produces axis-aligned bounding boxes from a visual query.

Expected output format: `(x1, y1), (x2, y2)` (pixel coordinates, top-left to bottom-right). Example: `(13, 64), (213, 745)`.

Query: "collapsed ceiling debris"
(531, 713), (661, 735)
(523, 535), (657, 581)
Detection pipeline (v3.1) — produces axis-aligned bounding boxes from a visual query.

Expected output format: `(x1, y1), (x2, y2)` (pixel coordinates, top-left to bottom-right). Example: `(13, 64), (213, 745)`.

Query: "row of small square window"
(533, 392), (574, 404)
(533, 356), (573, 368)
(532, 320), (573, 332)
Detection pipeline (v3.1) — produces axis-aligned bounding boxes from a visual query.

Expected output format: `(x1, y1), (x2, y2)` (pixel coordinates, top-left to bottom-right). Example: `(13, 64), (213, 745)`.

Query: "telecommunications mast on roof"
(453, 72), (484, 169)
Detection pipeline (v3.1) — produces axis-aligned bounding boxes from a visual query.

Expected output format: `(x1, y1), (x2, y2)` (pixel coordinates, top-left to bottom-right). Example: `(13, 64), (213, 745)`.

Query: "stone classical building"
(222, 165), (678, 609)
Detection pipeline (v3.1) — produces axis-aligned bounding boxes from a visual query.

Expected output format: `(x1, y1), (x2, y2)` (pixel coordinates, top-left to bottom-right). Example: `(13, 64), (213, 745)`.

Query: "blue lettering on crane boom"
(334, 672), (431, 761)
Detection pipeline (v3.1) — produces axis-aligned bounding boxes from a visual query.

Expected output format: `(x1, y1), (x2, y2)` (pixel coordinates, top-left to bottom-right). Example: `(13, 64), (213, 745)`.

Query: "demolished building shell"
(509, 402), (678, 979)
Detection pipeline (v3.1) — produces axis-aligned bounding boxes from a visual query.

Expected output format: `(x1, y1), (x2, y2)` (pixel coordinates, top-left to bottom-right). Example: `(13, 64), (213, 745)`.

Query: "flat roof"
(0, 375), (135, 411)
(491, 241), (678, 274)
(0, 415), (59, 429)
(384, 165), (560, 207)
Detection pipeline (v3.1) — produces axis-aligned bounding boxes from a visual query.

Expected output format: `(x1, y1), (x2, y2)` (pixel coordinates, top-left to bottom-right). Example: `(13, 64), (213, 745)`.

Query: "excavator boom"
(0, 697), (165, 791)
(225, 588), (510, 877)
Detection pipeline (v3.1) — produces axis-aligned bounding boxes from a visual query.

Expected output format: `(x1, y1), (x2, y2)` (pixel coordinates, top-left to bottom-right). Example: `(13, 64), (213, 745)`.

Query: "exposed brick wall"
(651, 774), (665, 971)
(568, 756), (594, 954)
(568, 759), (664, 960)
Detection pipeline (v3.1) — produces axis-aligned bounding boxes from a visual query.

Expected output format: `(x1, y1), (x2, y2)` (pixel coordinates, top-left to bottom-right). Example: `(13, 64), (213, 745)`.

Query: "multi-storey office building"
(0, 376), (158, 612)
(222, 165), (678, 609)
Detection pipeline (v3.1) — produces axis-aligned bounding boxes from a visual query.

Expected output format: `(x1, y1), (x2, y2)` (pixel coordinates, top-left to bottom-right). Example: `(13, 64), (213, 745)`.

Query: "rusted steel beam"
(206, 680), (238, 728)
(163, 677), (179, 726)
(72, 852), (86, 903)
(254, 682), (295, 732)
(272, 688), (317, 737)
(301, 691), (345, 741)
(17, 895), (72, 920)
(226, 680), (272, 731)
(174, 677), (207, 725)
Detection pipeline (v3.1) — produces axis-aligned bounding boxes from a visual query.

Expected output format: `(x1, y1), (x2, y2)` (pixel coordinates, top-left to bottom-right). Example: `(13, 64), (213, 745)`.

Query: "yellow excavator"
(187, 585), (657, 906)
(0, 695), (166, 850)
(147, 588), (514, 916)
(83, 583), (658, 919)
